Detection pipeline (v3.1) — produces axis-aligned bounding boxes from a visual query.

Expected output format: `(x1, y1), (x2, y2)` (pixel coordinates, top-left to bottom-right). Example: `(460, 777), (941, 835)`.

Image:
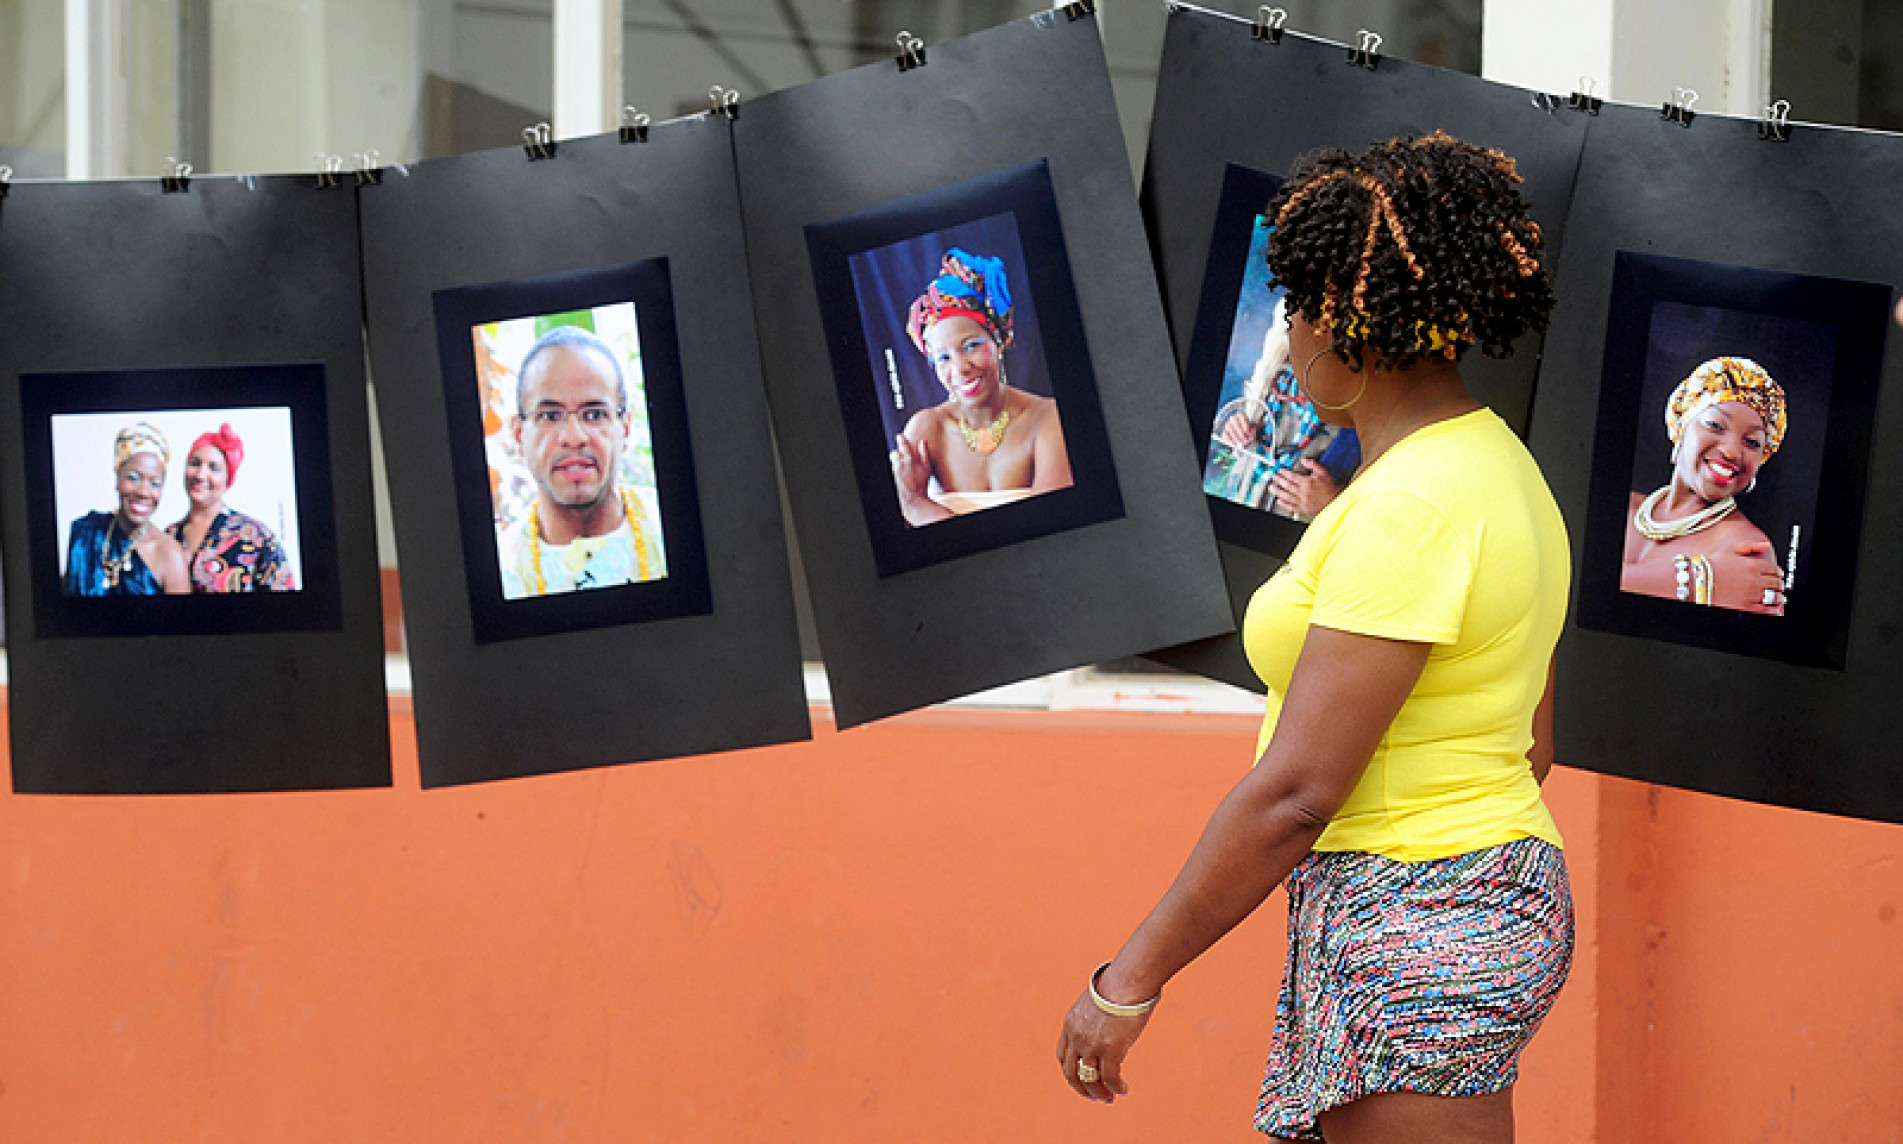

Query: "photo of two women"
(54, 408), (303, 597)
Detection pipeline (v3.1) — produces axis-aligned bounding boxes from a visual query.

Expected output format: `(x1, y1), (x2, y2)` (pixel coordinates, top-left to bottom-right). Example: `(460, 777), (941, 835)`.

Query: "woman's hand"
(891, 433), (930, 502)
(1055, 970), (1152, 1103)
(1269, 460), (1342, 518)
(889, 434), (950, 526)
(1708, 539), (1786, 614)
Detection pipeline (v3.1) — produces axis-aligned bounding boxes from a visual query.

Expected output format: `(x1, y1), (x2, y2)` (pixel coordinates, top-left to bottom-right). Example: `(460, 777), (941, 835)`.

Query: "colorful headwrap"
(1666, 356), (1788, 459)
(1337, 306), (1473, 357)
(905, 248), (1014, 355)
(113, 422), (170, 473)
(189, 423), (246, 485)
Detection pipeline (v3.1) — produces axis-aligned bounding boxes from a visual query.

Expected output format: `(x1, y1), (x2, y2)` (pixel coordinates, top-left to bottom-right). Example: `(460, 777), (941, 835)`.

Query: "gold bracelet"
(1089, 961), (1159, 1018)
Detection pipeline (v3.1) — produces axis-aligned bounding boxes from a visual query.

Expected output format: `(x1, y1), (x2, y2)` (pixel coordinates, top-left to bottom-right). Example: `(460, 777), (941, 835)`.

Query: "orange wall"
(0, 695), (1896, 1142)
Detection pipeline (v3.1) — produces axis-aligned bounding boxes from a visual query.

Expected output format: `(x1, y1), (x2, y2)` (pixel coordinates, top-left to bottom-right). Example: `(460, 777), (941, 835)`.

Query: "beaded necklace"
(525, 484), (652, 595)
(1634, 486), (1736, 542)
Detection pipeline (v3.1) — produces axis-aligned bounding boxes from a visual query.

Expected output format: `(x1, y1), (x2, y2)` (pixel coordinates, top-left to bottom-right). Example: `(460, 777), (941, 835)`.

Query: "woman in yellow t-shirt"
(1058, 132), (1572, 1143)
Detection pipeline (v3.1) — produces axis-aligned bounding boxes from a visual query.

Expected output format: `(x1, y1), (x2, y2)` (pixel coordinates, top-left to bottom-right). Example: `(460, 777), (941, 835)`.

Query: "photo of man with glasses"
(494, 324), (668, 599)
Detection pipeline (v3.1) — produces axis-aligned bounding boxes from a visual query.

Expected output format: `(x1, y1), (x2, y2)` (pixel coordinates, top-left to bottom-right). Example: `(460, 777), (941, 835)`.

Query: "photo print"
(806, 159), (1123, 577)
(433, 257), (710, 644)
(1578, 251), (1891, 667)
(18, 363), (340, 639)
(1182, 163), (1362, 557)
(51, 408), (303, 595)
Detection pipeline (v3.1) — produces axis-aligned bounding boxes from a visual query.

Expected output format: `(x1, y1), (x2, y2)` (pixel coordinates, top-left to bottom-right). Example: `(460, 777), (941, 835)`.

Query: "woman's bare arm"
(1057, 624), (1430, 1101)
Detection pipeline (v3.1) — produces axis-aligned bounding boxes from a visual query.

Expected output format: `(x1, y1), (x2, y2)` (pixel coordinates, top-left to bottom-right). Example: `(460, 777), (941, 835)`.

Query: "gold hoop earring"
(1299, 347), (1367, 412)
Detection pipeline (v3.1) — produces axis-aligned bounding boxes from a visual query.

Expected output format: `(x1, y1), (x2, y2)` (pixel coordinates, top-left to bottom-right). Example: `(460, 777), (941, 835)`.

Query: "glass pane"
(0, 0), (65, 177)
(1860, 0), (1903, 130)
(427, 0), (555, 158)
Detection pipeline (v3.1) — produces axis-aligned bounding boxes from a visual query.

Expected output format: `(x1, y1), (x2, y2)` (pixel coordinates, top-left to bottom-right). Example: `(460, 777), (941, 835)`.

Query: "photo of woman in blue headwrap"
(885, 246), (1073, 527)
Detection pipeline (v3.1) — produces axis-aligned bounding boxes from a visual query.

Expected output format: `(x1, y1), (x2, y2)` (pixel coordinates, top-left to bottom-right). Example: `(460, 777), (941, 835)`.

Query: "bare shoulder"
(144, 531), (189, 573)
(1711, 511), (1771, 549)
(1012, 389), (1061, 425)
(902, 406), (946, 441)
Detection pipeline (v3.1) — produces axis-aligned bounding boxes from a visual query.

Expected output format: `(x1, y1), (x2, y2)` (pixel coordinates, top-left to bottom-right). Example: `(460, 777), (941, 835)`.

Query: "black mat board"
(0, 177), (390, 794)
(733, 10), (1232, 729)
(359, 119), (810, 787)
(805, 159), (1124, 577)
(1529, 103), (1903, 823)
(1574, 252), (1886, 668)
(20, 363), (342, 638)
(430, 258), (711, 643)
(1139, 7), (1590, 692)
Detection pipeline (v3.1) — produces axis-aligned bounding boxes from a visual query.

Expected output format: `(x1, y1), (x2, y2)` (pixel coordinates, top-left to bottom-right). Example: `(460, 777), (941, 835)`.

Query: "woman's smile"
(1702, 451), (1742, 488)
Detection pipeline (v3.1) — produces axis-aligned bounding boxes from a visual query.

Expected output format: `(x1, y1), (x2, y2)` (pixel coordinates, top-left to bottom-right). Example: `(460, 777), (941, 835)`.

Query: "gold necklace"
(526, 484), (652, 595)
(100, 517), (147, 590)
(1635, 486), (1736, 541)
(957, 406), (1011, 454)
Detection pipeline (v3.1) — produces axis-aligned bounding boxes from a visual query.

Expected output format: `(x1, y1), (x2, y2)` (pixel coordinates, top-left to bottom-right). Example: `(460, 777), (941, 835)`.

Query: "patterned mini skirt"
(1255, 836), (1573, 1140)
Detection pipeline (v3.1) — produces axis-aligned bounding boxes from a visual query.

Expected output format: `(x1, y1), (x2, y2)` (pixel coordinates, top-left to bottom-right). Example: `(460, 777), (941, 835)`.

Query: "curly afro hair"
(1264, 130), (1555, 373)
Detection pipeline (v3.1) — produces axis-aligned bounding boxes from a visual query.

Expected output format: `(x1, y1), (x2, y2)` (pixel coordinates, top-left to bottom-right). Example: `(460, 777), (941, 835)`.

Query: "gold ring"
(1076, 1061), (1100, 1084)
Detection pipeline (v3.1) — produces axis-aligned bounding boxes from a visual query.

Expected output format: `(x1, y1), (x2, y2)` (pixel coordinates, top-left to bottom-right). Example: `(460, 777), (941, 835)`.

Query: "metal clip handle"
(162, 157), (193, 194)
(354, 150), (382, 185)
(620, 105), (652, 144)
(0, 164), (12, 199)
(1253, 6), (1287, 42)
(1569, 76), (1603, 115)
(1759, 98), (1793, 141)
(895, 30), (927, 71)
(1660, 86), (1698, 126)
(1063, 0), (1096, 20)
(522, 122), (557, 160)
(709, 85), (741, 121)
(1347, 29), (1383, 69)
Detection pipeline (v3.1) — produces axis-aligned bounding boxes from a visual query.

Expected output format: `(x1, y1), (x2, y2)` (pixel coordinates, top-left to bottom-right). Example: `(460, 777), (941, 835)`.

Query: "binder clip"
(314, 154), (344, 189)
(1569, 77), (1603, 115)
(895, 30), (926, 72)
(522, 122), (557, 161)
(0, 165), (12, 200)
(709, 86), (740, 121)
(1660, 87), (1697, 127)
(1347, 29), (1383, 70)
(161, 158), (193, 194)
(354, 150), (382, 186)
(1253, 6), (1287, 43)
(1062, 0), (1096, 20)
(620, 106), (651, 144)
(1759, 99), (1792, 142)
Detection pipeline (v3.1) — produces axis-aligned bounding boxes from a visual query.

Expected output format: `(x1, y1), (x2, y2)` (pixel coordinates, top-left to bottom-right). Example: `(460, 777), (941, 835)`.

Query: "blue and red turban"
(905, 248), (1014, 355)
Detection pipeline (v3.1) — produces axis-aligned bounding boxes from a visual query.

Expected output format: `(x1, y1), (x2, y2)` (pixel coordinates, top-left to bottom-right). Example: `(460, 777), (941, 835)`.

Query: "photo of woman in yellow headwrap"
(62, 422), (193, 596)
(1620, 356), (1788, 615)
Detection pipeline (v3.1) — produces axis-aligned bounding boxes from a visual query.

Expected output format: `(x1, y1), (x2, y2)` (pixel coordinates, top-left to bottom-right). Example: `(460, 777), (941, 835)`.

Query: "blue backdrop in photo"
(1212, 216), (1286, 418)
(1628, 300), (1834, 593)
(846, 212), (1053, 445)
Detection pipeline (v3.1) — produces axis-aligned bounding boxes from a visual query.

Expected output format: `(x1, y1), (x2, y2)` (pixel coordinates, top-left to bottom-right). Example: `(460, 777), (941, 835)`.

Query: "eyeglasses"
(522, 404), (624, 430)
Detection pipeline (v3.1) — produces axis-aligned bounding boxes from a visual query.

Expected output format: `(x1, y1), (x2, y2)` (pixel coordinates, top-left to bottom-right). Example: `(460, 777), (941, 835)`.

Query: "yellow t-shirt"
(1242, 408), (1569, 861)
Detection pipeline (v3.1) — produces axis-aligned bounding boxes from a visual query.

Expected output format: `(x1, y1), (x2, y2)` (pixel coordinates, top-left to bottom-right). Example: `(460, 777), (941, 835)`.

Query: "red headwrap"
(190, 423), (245, 485)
